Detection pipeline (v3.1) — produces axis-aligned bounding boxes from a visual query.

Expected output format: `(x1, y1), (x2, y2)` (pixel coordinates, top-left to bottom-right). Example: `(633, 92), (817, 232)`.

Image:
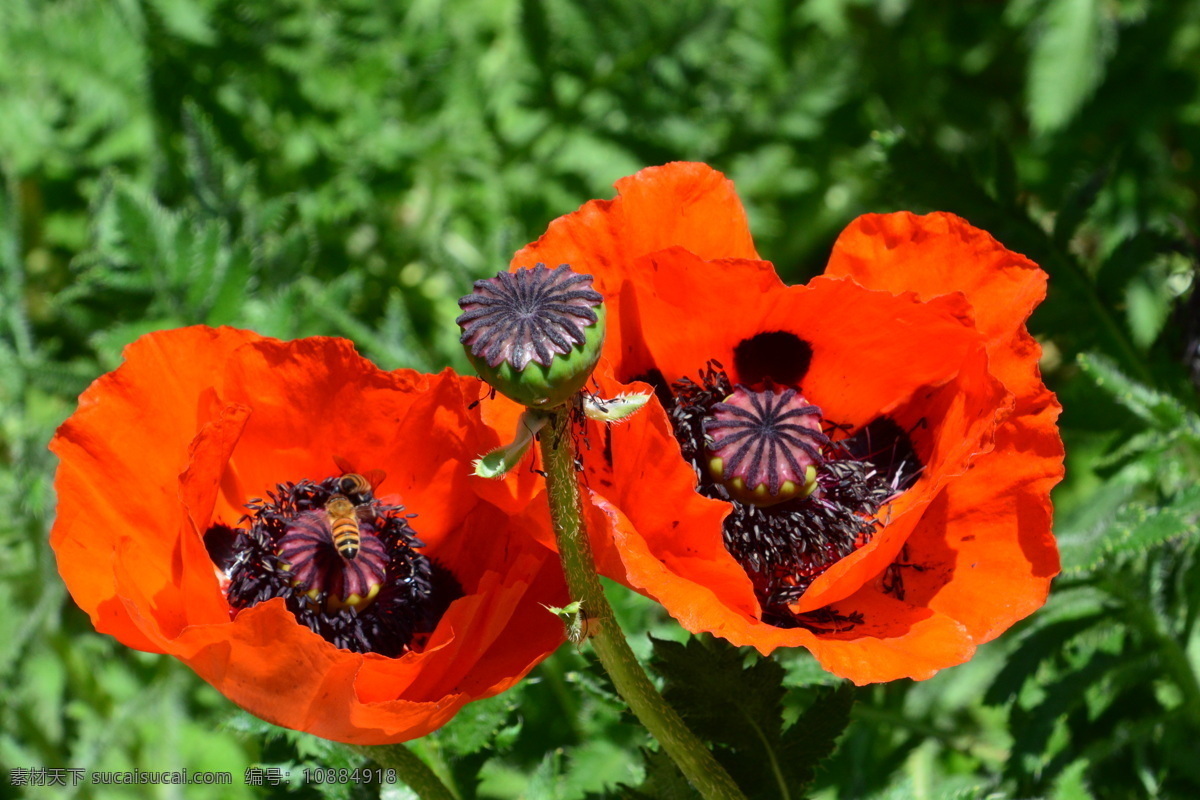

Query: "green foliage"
(415, 694), (524, 800)
(1024, 0), (1118, 135)
(994, 349), (1200, 797)
(624, 637), (853, 799)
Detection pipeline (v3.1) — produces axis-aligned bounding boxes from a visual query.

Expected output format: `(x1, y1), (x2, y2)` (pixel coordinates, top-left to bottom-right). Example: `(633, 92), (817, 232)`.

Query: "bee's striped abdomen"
(325, 495), (361, 560)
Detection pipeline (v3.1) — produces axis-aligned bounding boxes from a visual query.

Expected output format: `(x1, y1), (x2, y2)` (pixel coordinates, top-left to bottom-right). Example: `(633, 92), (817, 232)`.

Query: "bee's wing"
(361, 468), (387, 490)
(332, 454), (357, 475)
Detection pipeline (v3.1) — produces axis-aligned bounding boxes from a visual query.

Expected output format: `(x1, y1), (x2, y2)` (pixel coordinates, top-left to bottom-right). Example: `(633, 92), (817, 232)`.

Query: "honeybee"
(332, 456), (387, 505)
(336, 471), (384, 504)
(326, 459), (388, 561)
(325, 494), (366, 560)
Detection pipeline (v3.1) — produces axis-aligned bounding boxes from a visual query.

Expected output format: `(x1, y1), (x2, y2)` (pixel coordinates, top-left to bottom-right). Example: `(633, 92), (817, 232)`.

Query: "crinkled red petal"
(512, 162), (762, 370)
(825, 211), (1063, 642)
(50, 326), (261, 647)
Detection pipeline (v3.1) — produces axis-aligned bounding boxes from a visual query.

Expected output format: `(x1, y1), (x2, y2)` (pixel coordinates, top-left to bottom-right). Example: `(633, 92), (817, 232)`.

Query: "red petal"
(210, 343), (492, 546)
(514, 163), (762, 366)
(582, 248), (1022, 668)
(465, 376), (548, 514)
(606, 253), (1010, 608)
(514, 162), (758, 279)
(825, 211), (1064, 638)
(801, 587), (976, 684)
(794, 333), (1007, 612)
(50, 326), (262, 648)
(590, 491), (976, 683)
(826, 211), (1049, 407)
(582, 381), (755, 617)
(169, 600), (462, 744)
(887, 391), (1063, 642)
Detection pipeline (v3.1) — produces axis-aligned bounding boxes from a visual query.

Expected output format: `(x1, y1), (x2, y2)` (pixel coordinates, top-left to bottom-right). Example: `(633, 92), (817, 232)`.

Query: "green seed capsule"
(457, 264), (606, 408)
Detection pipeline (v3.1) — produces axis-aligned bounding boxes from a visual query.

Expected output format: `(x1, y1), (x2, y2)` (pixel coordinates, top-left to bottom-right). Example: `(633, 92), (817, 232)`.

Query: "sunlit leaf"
(1026, 0), (1116, 134)
(1076, 352), (1192, 430)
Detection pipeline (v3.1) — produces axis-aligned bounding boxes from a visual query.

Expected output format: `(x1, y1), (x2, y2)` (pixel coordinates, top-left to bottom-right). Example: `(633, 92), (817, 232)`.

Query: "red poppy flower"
(509, 162), (1063, 684)
(50, 327), (567, 743)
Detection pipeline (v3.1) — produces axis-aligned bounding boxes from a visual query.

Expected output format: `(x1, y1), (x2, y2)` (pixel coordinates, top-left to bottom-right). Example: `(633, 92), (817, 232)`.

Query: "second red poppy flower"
(509, 162), (1064, 684)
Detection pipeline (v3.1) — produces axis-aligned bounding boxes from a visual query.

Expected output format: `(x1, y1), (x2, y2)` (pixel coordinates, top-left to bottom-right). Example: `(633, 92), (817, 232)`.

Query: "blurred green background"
(3, 0), (1200, 797)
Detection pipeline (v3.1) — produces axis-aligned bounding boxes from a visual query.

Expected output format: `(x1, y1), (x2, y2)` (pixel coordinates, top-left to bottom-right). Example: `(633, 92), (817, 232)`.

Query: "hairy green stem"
(536, 405), (747, 800)
(352, 743), (459, 800)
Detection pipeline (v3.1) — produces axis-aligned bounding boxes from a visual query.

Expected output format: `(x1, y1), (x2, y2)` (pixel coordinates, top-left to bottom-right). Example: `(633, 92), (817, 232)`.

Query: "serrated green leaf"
(1092, 426), (1200, 478)
(1049, 760), (1091, 800)
(206, 242), (254, 326)
(779, 683), (855, 790)
(1057, 479), (1138, 574)
(1005, 650), (1125, 782)
(650, 636), (848, 797)
(612, 748), (698, 800)
(1062, 482), (1200, 574)
(110, 183), (178, 298)
(145, 0), (216, 45)
(417, 692), (523, 800)
(182, 99), (230, 216)
(652, 637), (786, 753)
(984, 611), (1111, 706)
(184, 218), (227, 312)
(429, 693), (520, 758)
(1076, 352), (1192, 430)
(1102, 487), (1200, 562)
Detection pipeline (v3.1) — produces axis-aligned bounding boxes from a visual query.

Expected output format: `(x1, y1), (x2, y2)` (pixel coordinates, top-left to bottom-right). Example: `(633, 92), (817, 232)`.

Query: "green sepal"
(472, 410), (548, 479)
(540, 600), (595, 645)
(583, 391), (651, 424)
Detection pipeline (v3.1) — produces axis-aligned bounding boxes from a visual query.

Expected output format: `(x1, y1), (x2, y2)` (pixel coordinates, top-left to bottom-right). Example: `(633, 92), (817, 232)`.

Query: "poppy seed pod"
(704, 386), (826, 507)
(457, 264), (606, 408)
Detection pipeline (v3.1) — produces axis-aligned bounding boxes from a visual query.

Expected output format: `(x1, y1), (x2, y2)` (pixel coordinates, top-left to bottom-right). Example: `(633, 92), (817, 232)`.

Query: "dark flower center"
(456, 263), (603, 370)
(204, 472), (461, 656)
(659, 362), (910, 629)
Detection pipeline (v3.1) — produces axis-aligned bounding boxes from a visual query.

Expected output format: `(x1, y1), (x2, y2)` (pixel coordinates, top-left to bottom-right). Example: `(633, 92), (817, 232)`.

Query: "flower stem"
(353, 743), (459, 800)
(536, 405), (747, 800)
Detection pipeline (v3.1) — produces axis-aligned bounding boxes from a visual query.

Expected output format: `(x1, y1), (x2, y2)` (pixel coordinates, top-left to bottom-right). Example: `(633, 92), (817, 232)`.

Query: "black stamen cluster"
(726, 458), (892, 625)
(206, 477), (460, 656)
(667, 362), (896, 628)
(457, 263), (603, 370)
